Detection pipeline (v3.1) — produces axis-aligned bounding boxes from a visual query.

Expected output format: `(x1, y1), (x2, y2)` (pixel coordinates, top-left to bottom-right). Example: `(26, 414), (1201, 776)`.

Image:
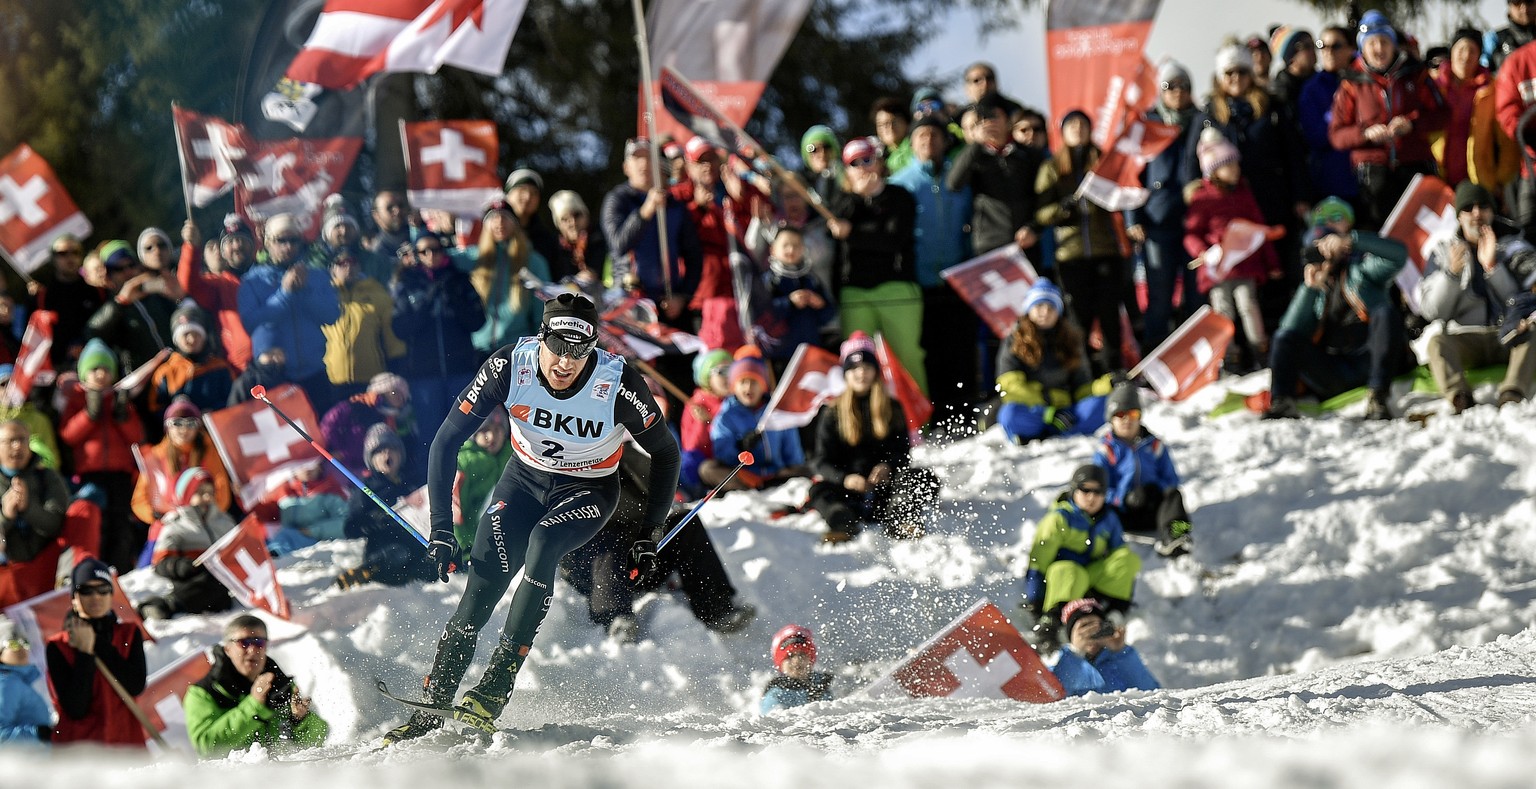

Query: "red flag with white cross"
(401, 119), (504, 216)
(757, 343), (843, 432)
(940, 244), (1041, 339)
(864, 600), (1065, 703)
(1133, 305), (1235, 401)
(197, 514), (291, 620)
(141, 648), (213, 752)
(172, 106), (251, 209)
(203, 384), (324, 508)
(0, 144), (93, 274)
(1378, 173), (1456, 316)
(3, 309), (54, 407)
(233, 136), (362, 240)
(875, 333), (933, 434)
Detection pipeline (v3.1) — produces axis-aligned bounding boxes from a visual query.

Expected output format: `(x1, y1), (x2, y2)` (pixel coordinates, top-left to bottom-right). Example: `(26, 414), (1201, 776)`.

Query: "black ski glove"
(427, 529), (457, 583)
(628, 539), (660, 587)
(739, 429), (764, 452)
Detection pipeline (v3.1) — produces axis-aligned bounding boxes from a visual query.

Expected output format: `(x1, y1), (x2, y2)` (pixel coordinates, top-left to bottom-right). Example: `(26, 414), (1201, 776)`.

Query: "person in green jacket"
(1264, 198), (1412, 420)
(453, 412), (512, 549)
(183, 614), (327, 758)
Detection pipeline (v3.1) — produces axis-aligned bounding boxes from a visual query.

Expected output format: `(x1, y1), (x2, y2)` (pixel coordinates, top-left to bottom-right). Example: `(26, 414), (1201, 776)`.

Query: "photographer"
(83, 240), (179, 377)
(1264, 198), (1412, 420)
(183, 614), (328, 758)
(1049, 598), (1160, 697)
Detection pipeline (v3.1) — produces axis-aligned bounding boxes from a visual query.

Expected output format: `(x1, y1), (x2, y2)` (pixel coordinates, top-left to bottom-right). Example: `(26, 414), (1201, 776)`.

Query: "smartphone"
(140, 276), (167, 295)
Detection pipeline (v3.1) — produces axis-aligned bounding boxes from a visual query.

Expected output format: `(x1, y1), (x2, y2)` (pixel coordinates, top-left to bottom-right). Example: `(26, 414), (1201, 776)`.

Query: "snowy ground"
(7, 375), (1536, 785)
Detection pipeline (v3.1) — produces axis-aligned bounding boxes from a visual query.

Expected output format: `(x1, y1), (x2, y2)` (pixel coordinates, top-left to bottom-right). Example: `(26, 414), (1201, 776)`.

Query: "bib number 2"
(540, 440), (565, 459)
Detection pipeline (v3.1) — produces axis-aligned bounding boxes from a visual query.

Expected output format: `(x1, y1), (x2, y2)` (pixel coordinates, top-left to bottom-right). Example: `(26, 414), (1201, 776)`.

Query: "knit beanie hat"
(1070, 463), (1108, 491)
(1197, 127), (1241, 179)
(97, 240), (136, 271)
(504, 168), (543, 192)
(728, 345), (769, 390)
(800, 125), (840, 169)
(839, 331), (879, 371)
(1105, 381), (1143, 420)
(219, 213), (255, 244)
(164, 395), (201, 422)
(364, 423), (404, 464)
(1215, 43), (1254, 75)
(137, 227), (172, 256)
(1451, 27), (1483, 55)
(1060, 597), (1108, 637)
(367, 372), (411, 402)
(910, 86), (945, 117)
(77, 338), (118, 379)
(174, 466), (212, 508)
(1023, 279), (1065, 316)
(71, 558), (114, 594)
(1270, 26), (1311, 64)
(841, 136), (878, 166)
(263, 213), (299, 243)
(1356, 10), (1397, 49)
(320, 194), (360, 240)
(1157, 60), (1191, 87)
(540, 292), (601, 342)
(1454, 181), (1494, 213)
(1310, 196), (1355, 227)
(171, 304), (209, 346)
(771, 624), (817, 670)
(547, 190), (587, 222)
(692, 348), (734, 388)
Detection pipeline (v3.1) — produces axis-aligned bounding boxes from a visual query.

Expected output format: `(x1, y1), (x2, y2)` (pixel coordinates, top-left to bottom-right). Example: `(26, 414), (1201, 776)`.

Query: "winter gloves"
(427, 529), (457, 582)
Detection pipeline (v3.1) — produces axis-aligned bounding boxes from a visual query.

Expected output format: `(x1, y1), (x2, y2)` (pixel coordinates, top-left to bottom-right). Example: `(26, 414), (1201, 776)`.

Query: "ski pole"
(249, 385), (426, 547)
(649, 450), (754, 558)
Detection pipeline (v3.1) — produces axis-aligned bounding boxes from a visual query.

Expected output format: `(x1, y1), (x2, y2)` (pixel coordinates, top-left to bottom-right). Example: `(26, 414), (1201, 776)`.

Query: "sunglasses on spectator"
(848, 156), (879, 169)
(77, 584), (113, 598)
(1076, 486), (1106, 496)
(228, 636), (268, 649)
(166, 417), (200, 429)
(1111, 409), (1141, 420)
(542, 330), (597, 360)
(1160, 80), (1192, 91)
(415, 244), (445, 256)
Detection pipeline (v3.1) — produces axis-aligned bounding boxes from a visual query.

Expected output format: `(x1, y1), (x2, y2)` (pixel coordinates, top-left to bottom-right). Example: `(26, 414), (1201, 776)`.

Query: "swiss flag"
(172, 107), (250, 209)
(865, 600), (1064, 704)
(401, 119), (504, 216)
(1078, 117), (1182, 212)
(197, 514), (291, 620)
(598, 295), (708, 360)
(1379, 173), (1456, 316)
(131, 444), (175, 518)
(234, 137), (362, 240)
(1134, 305), (1235, 401)
(758, 343), (843, 431)
(874, 333), (933, 434)
(940, 244), (1041, 339)
(141, 648), (213, 752)
(203, 384), (324, 508)
(392, 484), (433, 542)
(3, 573), (150, 676)
(0, 144), (93, 274)
(3, 310), (54, 408)
(1194, 218), (1285, 284)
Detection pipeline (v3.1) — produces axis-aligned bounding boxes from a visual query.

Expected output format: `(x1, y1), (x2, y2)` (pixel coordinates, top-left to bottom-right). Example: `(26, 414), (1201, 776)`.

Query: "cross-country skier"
(384, 292), (680, 743)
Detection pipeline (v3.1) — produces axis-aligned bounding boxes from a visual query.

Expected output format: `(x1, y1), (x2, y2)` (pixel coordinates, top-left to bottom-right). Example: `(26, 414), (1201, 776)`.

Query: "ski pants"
(996, 397), (1107, 444)
(840, 281), (927, 394)
(1115, 485), (1190, 546)
(1041, 546), (1141, 611)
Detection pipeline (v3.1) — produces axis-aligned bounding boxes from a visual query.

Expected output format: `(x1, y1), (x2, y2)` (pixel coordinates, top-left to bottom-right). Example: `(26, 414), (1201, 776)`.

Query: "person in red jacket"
(1494, 38), (1536, 236)
(59, 339), (146, 572)
(44, 558), (147, 748)
(1328, 10), (1448, 230)
(178, 215), (254, 372)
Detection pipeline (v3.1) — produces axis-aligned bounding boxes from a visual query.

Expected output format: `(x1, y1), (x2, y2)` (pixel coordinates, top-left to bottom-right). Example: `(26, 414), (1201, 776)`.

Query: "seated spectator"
(59, 340), (145, 571)
(760, 225), (836, 364)
(1021, 465), (1140, 653)
(334, 425), (432, 589)
(320, 372), (420, 484)
(702, 347), (809, 492)
(560, 440), (756, 644)
(993, 280), (1111, 443)
(1049, 598), (1160, 697)
(151, 305), (235, 414)
(255, 459), (349, 556)
(1264, 201), (1412, 420)
(0, 365), (61, 469)
(1184, 130), (1282, 372)
(183, 614), (328, 758)
(680, 349), (733, 497)
(0, 420), (69, 607)
(452, 413), (511, 550)
(1093, 383), (1193, 557)
(760, 625), (833, 713)
(1417, 182), (1536, 412)
(131, 396), (233, 565)
(0, 615), (52, 746)
(45, 558), (147, 747)
(229, 339), (291, 408)
(321, 246), (406, 401)
(237, 213), (341, 410)
(139, 468), (236, 620)
(806, 332), (939, 542)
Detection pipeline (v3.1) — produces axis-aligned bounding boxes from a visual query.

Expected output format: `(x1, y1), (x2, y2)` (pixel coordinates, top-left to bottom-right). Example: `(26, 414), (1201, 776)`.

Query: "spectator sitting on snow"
(806, 332), (938, 542)
(1416, 182), (1536, 413)
(760, 625), (834, 713)
(703, 346), (809, 493)
(679, 348), (733, 498)
(255, 458), (349, 556)
(335, 424), (433, 589)
(132, 396), (234, 566)
(1092, 383), (1194, 558)
(452, 412), (512, 550)
(993, 280), (1112, 443)
(1022, 465), (1140, 653)
(183, 614), (328, 758)
(139, 467), (236, 621)
(1049, 597), (1160, 697)
(0, 615), (52, 746)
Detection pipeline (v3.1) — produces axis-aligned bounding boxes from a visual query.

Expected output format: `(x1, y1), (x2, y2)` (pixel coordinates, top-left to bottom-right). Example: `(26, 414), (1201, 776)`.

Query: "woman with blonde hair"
(458, 200), (551, 354)
(993, 280), (1111, 444)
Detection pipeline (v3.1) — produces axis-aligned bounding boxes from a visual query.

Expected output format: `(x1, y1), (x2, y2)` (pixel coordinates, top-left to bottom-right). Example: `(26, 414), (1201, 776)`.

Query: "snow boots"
(454, 638), (530, 732)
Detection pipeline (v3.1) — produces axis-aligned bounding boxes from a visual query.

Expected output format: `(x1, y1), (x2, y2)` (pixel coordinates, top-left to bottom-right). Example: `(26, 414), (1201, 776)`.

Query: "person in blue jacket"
(1093, 382), (1193, 558)
(760, 625), (833, 713)
(0, 617), (52, 746)
(237, 213), (342, 410)
(1050, 598), (1160, 697)
(702, 347), (809, 492)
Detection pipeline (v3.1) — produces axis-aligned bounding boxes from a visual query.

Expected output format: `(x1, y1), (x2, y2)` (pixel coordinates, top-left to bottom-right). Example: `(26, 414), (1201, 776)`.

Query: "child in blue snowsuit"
(704, 348), (809, 492)
(1093, 382), (1194, 558)
(0, 618), (52, 746)
(1050, 598), (1160, 697)
(994, 280), (1111, 443)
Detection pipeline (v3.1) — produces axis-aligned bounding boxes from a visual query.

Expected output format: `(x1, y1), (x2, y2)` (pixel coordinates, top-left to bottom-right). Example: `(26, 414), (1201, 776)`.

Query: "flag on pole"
(756, 343), (843, 432)
(941, 244), (1041, 339)
(3, 310), (54, 407)
(1192, 218), (1285, 284)
(172, 107), (251, 209)
(1077, 117), (1182, 211)
(1378, 174), (1457, 316)
(234, 137), (362, 240)
(864, 600), (1065, 703)
(1133, 305), (1235, 401)
(197, 514), (292, 620)
(401, 119), (503, 216)
(140, 649), (214, 752)
(1045, 1), (1163, 150)
(598, 295), (708, 360)
(874, 334), (933, 433)
(0, 144), (93, 274)
(203, 384), (324, 508)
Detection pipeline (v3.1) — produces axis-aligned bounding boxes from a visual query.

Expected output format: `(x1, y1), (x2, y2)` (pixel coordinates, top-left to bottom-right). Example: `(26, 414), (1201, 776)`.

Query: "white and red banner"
(1045, 1), (1162, 150)
(284, 0), (528, 90)
(204, 384), (324, 508)
(0, 144), (93, 275)
(757, 343), (843, 432)
(1379, 173), (1457, 316)
(646, 0), (812, 141)
(394, 484), (433, 541)
(1133, 305), (1234, 401)
(864, 600), (1065, 704)
(875, 334), (933, 434)
(1194, 218), (1284, 283)
(172, 106), (251, 209)
(4, 574), (149, 677)
(142, 648), (213, 752)
(941, 244), (1041, 339)
(131, 444), (176, 519)
(234, 136), (362, 241)
(4, 310), (54, 408)
(597, 295), (708, 361)
(197, 514), (291, 620)
(1078, 116), (1182, 212)
(401, 119), (503, 216)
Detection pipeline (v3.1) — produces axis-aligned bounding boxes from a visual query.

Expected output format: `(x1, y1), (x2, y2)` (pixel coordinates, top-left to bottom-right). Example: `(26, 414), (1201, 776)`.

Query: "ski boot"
(454, 638), (529, 733)
(382, 675), (453, 745)
(1155, 520), (1193, 558)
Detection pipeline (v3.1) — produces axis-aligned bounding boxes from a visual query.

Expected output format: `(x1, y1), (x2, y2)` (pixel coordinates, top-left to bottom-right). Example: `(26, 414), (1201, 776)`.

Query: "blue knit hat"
(1024, 279), (1065, 316)
(1356, 10), (1397, 49)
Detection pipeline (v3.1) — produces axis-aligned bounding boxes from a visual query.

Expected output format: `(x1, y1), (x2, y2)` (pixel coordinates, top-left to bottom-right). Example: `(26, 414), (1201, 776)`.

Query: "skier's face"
(538, 341), (590, 392)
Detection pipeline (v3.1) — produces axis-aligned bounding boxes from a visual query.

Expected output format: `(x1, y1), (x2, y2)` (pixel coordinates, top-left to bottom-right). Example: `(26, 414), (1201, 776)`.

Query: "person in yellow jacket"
(321, 249), (406, 398)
